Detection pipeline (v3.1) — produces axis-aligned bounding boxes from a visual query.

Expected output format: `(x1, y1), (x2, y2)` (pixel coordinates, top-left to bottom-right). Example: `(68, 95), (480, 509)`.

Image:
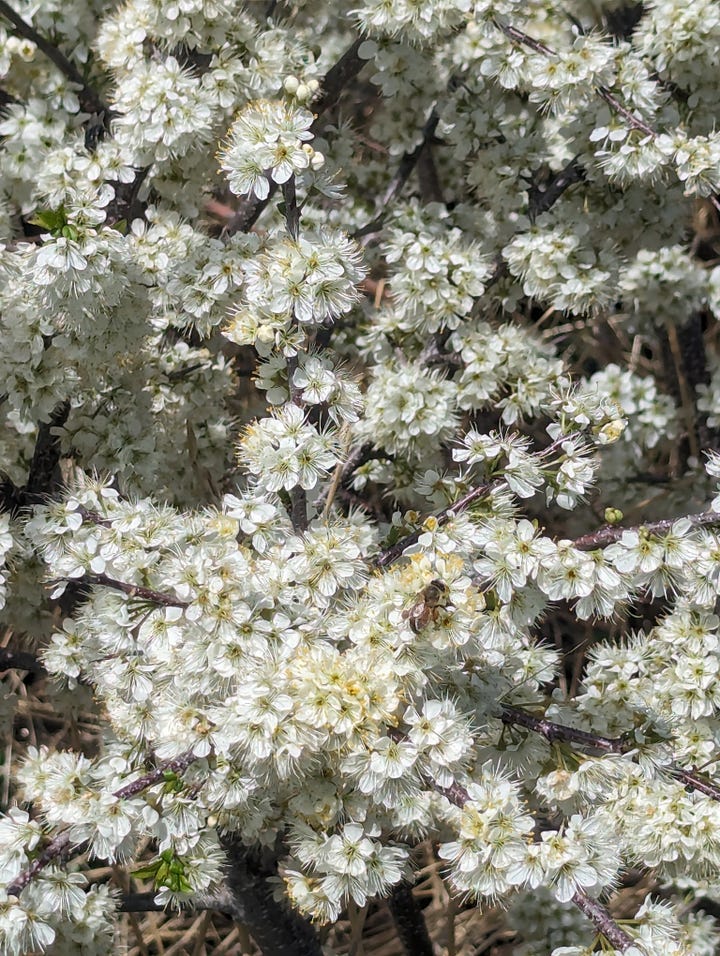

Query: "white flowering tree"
(3, 0), (720, 954)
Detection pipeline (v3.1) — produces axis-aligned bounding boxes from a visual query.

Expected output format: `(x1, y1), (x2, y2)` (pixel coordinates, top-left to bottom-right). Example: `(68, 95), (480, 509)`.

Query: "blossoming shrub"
(2, 1), (720, 954)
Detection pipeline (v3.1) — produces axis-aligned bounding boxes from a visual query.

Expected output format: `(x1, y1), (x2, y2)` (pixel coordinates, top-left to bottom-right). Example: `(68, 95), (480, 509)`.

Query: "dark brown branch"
(495, 19), (555, 56)
(24, 401), (70, 500)
(387, 880), (434, 956)
(76, 506), (112, 528)
(354, 108), (441, 241)
(0, 86), (20, 110)
(281, 176), (300, 243)
(220, 838), (323, 956)
(119, 890), (236, 914)
(114, 750), (196, 800)
(572, 510), (720, 551)
(0, 1), (106, 115)
(310, 37), (365, 120)
(120, 891), (169, 913)
(374, 478), (494, 568)
(494, 17), (655, 137)
(5, 832), (75, 897)
(84, 573), (189, 608)
(281, 175), (308, 532)
(429, 765), (634, 951)
(671, 766), (720, 802)
(0, 648), (46, 675)
(103, 165), (151, 227)
(596, 85), (655, 137)
(528, 156), (585, 222)
(500, 705), (631, 754)
(503, 705), (720, 803)
(1, 400), (71, 515)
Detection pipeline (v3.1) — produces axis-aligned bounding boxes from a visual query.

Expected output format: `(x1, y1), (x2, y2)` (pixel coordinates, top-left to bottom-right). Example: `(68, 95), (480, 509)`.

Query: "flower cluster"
(504, 222), (618, 314)
(239, 403), (340, 493)
(219, 100), (322, 201)
(6, 1), (720, 954)
(225, 228), (366, 349)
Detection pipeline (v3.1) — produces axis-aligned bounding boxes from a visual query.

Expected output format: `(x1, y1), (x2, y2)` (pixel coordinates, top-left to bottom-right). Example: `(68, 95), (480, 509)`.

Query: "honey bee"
(402, 579), (450, 634)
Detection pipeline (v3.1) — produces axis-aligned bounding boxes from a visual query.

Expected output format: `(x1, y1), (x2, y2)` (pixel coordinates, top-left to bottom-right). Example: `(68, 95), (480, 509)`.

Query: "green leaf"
(28, 207), (68, 234)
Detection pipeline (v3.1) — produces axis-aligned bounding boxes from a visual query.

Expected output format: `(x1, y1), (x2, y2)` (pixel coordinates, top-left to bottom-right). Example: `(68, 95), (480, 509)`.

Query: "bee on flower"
(402, 578), (450, 633)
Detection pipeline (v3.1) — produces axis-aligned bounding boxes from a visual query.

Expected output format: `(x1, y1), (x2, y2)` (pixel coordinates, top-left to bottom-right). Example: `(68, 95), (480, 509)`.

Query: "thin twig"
(665, 317), (701, 462)
(596, 85), (655, 137)
(495, 19), (555, 56)
(500, 705), (631, 753)
(374, 436), (564, 568)
(317, 441), (374, 516)
(502, 704), (720, 803)
(429, 765), (635, 951)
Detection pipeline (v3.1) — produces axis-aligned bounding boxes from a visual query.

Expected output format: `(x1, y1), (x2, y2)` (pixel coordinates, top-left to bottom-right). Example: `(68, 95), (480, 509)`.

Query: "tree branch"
(281, 175), (308, 533)
(354, 107), (441, 241)
(429, 765), (635, 951)
(528, 156), (585, 223)
(84, 573), (189, 608)
(502, 705), (720, 803)
(386, 880), (434, 956)
(219, 838), (323, 956)
(310, 37), (365, 120)
(374, 437), (564, 568)
(571, 889), (635, 950)
(572, 510), (720, 551)
(500, 705), (631, 754)
(24, 400), (70, 499)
